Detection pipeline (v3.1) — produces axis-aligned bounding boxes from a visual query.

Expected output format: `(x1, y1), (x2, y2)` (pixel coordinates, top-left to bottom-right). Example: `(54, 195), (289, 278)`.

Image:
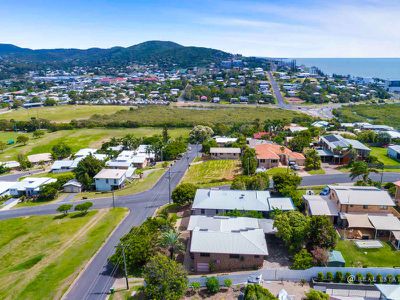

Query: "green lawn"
(0, 105), (130, 122)
(74, 168), (167, 200)
(0, 127), (189, 161)
(370, 147), (400, 166)
(265, 167), (291, 175)
(0, 208), (127, 300)
(335, 239), (400, 267)
(307, 168), (326, 175)
(181, 159), (242, 187)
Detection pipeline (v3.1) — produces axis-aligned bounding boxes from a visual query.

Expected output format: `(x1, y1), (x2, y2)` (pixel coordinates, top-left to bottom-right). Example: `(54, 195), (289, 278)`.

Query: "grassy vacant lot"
(74, 168), (166, 200)
(0, 208), (127, 300)
(334, 104), (400, 129)
(335, 240), (400, 267)
(265, 167), (290, 175)
(87, 105), (305, 127)
(370, 146), (400, 166)
(0, 127), (189, 161)
(182, 159), (242, 187)
(0, 105), (130, 122)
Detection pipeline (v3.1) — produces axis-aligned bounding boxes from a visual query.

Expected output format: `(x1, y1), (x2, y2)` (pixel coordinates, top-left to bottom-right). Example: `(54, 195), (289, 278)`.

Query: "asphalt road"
(267, 71), (291, 109)
(0, 169), (43, 182)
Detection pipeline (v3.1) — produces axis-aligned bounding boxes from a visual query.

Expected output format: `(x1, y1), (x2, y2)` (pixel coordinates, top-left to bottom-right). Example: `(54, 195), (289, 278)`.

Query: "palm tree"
(349, 161), (378, 184)
(158, 229), (184, 260)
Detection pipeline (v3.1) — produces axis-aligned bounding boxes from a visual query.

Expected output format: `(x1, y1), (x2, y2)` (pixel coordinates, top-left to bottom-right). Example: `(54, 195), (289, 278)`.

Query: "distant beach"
(293, 58), (400, 80)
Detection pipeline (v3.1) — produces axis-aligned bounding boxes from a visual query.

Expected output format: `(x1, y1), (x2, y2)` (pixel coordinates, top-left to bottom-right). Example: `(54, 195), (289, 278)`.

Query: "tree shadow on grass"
(53, 214), (69, 220)
(70, 212), (88, 218)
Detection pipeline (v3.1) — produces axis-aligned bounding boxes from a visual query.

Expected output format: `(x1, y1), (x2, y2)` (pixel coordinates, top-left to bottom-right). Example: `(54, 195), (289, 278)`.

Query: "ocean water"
(293, 58), (400, 80)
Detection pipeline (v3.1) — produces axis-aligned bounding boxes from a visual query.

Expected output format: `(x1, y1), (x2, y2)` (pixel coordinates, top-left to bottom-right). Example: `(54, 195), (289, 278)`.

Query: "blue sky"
(1, 0), (399, 57)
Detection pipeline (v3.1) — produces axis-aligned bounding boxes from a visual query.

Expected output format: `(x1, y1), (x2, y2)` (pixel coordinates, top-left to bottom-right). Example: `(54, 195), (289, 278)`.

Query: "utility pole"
(121, 244), (129, 290)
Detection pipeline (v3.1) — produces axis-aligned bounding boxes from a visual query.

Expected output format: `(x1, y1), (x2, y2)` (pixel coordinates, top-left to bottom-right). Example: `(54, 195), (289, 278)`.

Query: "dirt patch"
(183, 286), (245, 299)
(263, 281), (310, 298)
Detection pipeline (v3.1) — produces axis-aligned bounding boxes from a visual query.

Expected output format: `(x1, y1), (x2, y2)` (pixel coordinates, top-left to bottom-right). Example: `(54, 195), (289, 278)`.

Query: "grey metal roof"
(190, 228), (268, 255)
(303, 195), (339, 216)
(329, 186), (395, 206)
(210, 147), (241, 154)
(320, 134), (370, 151)
(368, 214), (400, 231)
(267, 197), (294, 211)
(389, 145), (400, 153)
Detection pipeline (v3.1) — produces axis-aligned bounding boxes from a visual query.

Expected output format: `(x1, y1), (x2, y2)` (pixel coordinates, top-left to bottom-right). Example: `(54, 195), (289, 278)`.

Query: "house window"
(260, 159), (265, 163)
(363, 205), (369, 209)
(350, 205), (354, 207)
(254, 255), (260, 258)
(106, 179), (109, 184)
(229, 254), (240, 259)
(200, 253), (210, 257)
(114, 179), (117, 184)
(380, 205), (388, 210)
(200, 209), (205, 215)
(215, 209), (219, 214)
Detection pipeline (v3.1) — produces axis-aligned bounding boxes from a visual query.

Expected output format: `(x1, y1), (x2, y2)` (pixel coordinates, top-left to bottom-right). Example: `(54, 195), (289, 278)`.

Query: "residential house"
(191, 189), (294, 217)
(135, 145), (155, 161)
(394, 181), (400, 205)
(254, 144), (305, 169)
(0, 161), (20, 170)
(318, 134), (371, 164)
(303, 195), (339, 223)
(63, 179), (82, 193)
(9, 177), (57, 197)
(375, 284), (400, 300)
(187, 215), (270, 272)
(0, 181), (18, 196)
(388, 145), (400, 161)
(27, 153), (52, 165)
(210, 147), (241, 160)
(94, 169), (127, 191)
(74, 148), (97, 158)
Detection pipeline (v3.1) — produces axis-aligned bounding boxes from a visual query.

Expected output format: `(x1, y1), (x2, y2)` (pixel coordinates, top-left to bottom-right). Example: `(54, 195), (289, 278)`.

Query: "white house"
(94, 169), (127, 191)
(9, 177), (57, 197)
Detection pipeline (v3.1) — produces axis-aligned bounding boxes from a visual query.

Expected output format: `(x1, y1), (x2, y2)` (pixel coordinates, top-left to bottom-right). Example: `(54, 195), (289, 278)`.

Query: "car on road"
(290, 164), (300, 171)
(247, 274), (262, 285)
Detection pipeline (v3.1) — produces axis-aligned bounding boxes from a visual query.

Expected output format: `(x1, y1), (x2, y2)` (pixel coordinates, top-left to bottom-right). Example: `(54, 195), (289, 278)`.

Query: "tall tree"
(158, 229), (184, 259)
(143, 254), (188, 300)
(306, 216), (337, 250)
(349, 161), (378, 184)
(241, 147), (258, 175)
(51, 142), (72, 159)
(305, 149), (321, 170)
(274, 211), (309, 253)
(189, 125), (214, 144)
(73, 155), (104, 190)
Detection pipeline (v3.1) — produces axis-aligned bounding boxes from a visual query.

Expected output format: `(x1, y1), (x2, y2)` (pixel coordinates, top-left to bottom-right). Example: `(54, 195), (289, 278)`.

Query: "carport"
(368, 215), (400, 240)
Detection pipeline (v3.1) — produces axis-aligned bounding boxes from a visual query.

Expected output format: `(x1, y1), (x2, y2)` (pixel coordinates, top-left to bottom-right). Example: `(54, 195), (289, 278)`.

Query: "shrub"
(291, 249), (313, 270)
(325, 272), (333, 282)
(396, 274), (400, 284)
(171, 183), (197, 206)
(366, 272), (374, 284)
(386, 274), (393, 284)
(344, 272), (352, 283)
(205, 277), (219, 294)
(224, 278), (232, 288)
(74, 201), (93, 214)
(334, 271), (343, 283)
(317, 272), (324, 282)
(57, 204), (73, 215)
(376, 274), (383, 284)
(190, 282), (201, 293)
(244, 284), (277, 300)
(304, 289), (329, 300)
(355, 273), (363, 283)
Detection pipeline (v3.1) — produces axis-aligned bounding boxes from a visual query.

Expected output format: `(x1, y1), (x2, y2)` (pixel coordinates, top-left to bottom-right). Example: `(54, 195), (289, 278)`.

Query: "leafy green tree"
(74, 201), (93, 214)
(288, 131), (312, 152)
(57, 204), (73, 215)
(121, 134), (140, 150)
(51, 142), (72, 159)
(202, 138), (218, 154)
(241, 147), (257, 175)
(222, 209), (263, 219)
(0, 164), (9, 174)
(224, 278), (232, 288)
(17, 154), (32, 170)
(291, 249), (313, 270)
(171, 183), (197, 206)
(274, 211), (309, 253)
(162, 126), (170, 143)
(377, 132), (391, 146)
(272, 172), (302, 193)
(189, 125), (214, 143)
(349, 161), (378, 184)
(158, 229), (184, 260)
(230, 173), (269, 191)
(143, 254), (188, 300)
(73, 155), (104, 190)
(163, 138), (187, 160)
(244, 284), (277, 300)
(304, 149), (321, 171)
(206, 277), (220, 294)
(304, 289), (329, 300)
(190, 282), (201, 294)
(44, 98), (57, 106)
(32, 130), (45, 139)
(306, 216), (337, 250)
(16, 134), (29, 145)
(37, 183), (59, 201)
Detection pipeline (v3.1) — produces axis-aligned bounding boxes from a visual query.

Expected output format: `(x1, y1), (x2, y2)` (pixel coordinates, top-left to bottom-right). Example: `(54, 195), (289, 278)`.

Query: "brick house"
(254, 143), (305, 169)
(209, 147), (241, 160)
(394, 181), (400, 205)
(187, 215), (272, 272)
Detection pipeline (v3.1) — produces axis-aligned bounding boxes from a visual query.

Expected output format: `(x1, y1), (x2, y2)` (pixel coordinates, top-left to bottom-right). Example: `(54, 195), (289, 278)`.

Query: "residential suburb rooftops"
(328, 185), (395, 206)
(94, 169), (126, 179)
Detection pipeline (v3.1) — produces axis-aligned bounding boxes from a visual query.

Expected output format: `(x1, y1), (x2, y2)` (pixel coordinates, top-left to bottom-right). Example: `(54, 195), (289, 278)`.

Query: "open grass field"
(334, 103), (400, 129)
(265, 167), (291, 175)
(335, 239), (400, 267)
(181, 159), (242, 187)
(370, 146), (400, 166)
(86, 105), (306, 127)
(74, 168), (167, 200)
(0, 127), (189, 161)
(0, 208), (127, 300)
(0, 105), (130, 122)
(307, 168), (326, 175)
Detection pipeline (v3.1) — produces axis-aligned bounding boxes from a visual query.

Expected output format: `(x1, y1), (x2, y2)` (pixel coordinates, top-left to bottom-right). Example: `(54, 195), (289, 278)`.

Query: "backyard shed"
(327, 250), (345, 267)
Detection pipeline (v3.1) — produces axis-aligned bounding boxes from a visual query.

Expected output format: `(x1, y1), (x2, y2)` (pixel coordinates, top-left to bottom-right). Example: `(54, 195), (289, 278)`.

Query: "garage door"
(196, 263), (209, 272)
